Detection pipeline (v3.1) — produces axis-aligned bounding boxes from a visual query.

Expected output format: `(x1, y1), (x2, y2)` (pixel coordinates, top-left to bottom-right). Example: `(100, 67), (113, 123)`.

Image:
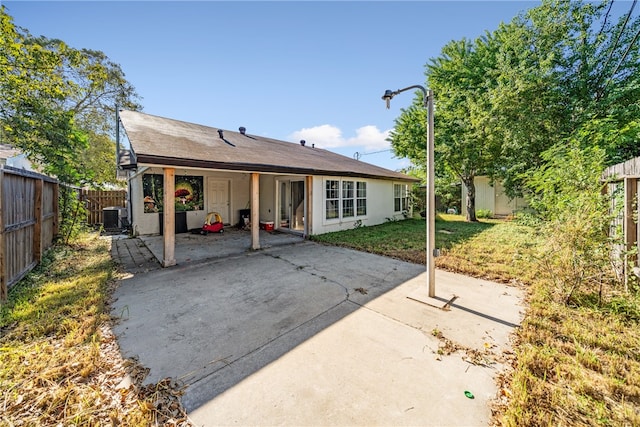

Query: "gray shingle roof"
(119, 110), (417, 182)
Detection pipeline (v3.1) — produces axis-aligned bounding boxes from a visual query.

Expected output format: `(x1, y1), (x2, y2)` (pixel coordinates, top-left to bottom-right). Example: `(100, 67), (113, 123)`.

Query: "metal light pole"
(382, 86), (436, 298)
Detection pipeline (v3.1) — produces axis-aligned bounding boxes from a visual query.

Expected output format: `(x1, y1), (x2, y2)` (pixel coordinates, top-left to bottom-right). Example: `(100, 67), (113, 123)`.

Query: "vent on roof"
(239, 127), (246, 135)
(218, 129), (224, 139)
(300, 140), (306, 146)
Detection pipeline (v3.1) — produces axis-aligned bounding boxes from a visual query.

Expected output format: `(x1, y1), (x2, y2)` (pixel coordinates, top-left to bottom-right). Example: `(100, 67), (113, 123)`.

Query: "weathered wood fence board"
(0, 166), (58, 302)
(81, 189), (126, 225)
(604, 158), (640, 288)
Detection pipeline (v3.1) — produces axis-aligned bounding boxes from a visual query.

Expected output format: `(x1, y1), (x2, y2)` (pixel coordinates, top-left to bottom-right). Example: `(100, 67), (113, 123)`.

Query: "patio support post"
(163, 167), (176, 267)
(251, 173), (260, 250)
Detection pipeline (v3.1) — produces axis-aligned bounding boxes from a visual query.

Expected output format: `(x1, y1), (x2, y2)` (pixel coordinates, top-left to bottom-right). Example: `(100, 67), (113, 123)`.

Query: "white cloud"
(289, 124), (344, 148)
(346, 125), (391, 151)
(289, 124), (391, 151)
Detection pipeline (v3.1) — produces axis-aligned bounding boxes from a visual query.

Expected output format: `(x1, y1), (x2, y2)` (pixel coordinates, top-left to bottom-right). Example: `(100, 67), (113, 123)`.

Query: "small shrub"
(476, 209), (493, 219)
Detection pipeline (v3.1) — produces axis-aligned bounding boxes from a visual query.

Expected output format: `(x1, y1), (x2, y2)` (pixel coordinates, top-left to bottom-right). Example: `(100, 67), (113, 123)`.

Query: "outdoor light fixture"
(382, 85), (439, 303)
(382, 90), (395, 109)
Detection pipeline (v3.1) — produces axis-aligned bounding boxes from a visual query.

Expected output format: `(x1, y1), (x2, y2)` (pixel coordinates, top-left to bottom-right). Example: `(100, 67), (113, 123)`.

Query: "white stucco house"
(117, 110), (417, 266)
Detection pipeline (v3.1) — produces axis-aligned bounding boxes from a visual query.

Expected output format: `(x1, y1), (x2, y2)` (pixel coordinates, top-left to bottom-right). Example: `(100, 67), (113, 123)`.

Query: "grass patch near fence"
(312, 214), (640, 426)
(503, 289), (640, 426)
(0, 233), (187, 426)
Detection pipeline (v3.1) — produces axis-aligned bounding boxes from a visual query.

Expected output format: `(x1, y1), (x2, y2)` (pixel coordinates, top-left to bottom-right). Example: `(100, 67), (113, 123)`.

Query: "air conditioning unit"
(103, 206), (129, 230)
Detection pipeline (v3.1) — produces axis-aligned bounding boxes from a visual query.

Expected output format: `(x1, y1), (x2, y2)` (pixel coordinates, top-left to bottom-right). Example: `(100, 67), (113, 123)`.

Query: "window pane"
(342, 181), (354, 198)
(357, 182), (366, 197)
(326, 200), (339, 219)
(357, 199), (367, 216)
(394, 183), (408, 212)
(343, 199), (354, 218)
(326, 180), (339, 199)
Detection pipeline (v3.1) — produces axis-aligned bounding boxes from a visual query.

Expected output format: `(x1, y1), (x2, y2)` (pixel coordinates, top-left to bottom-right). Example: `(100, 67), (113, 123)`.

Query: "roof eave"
(135, 154), (418, 182)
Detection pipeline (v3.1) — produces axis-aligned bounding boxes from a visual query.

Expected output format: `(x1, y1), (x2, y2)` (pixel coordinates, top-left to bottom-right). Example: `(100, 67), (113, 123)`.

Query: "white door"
(207, 179), (230, 224)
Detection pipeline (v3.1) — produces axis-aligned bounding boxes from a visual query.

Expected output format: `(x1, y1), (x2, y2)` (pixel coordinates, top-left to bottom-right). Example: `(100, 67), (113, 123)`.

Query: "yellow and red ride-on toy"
(201, 212), (224, 234)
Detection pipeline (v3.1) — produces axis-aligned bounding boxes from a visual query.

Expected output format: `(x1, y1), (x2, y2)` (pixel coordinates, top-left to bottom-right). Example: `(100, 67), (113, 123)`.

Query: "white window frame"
(356, 181), (367, 216)
(325, 179), (340, 220)
(324, 178), (367, 222)
(394, 183), (409, 213)
(342, 180), (355, 218)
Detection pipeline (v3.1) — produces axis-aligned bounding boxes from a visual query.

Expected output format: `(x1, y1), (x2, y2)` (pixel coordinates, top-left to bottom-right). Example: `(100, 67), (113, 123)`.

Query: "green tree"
(389, 36), (502, 221)
(0, 8), (81, 173)
(32, 36), (142, 188)
(389, 0), (640, 219)
(490, 0), (640, 194)
(1, 7), (140, 237)
(0, 7), (140, 188)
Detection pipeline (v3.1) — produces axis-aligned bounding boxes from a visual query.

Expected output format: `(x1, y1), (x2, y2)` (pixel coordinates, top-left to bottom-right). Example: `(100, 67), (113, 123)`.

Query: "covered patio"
(117, 109), (417, 269)
(139, 228), (305, 266)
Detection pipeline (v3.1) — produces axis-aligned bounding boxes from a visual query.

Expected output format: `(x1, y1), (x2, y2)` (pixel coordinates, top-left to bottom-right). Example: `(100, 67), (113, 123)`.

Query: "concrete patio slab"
(139, 228), (304, 265)
(110, 239), (524, 426)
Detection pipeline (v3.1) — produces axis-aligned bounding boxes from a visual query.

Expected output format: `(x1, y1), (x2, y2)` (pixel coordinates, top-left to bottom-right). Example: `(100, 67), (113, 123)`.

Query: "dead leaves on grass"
(1, 323), (192, 426)
(430, 328), (501, 367)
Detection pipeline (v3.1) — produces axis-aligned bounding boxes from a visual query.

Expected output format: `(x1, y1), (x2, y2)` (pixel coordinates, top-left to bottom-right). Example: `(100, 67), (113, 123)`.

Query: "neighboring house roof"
(118, 110), (417, 182)
(0, 144), (36, 171)
(0, 144), (20, 161)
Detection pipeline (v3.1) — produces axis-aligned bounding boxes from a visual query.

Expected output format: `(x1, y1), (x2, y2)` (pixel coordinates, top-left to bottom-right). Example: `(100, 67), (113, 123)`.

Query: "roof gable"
(119, 110), (418, 182)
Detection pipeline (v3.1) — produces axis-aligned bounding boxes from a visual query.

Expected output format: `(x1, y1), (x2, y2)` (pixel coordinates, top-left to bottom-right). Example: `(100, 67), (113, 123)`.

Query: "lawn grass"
(313, 214), (640, 426)
(0, 233), (186, 426)
(312, 214), (542, 284)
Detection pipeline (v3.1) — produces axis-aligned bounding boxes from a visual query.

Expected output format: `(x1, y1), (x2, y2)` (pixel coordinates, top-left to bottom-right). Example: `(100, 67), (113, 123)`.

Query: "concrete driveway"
(111, 239), (524, 426)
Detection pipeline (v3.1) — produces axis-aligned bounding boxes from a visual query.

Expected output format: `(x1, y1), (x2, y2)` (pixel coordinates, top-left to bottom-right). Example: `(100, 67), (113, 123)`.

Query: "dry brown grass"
(497, 285), (640, 427)
(0, 233), (191, 426)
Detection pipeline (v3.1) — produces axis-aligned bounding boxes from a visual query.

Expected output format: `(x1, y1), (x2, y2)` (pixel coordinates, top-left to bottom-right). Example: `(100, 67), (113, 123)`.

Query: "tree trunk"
(462, 176), (477, 222)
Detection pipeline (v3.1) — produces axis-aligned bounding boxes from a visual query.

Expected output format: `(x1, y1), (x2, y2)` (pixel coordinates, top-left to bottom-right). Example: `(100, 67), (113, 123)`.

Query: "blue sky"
(5, 1), (539, 171)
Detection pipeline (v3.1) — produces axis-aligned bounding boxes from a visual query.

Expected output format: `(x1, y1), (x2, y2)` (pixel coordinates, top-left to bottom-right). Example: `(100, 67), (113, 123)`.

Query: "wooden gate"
(81, 189), (127, 225)
(0, 166), (58, 302)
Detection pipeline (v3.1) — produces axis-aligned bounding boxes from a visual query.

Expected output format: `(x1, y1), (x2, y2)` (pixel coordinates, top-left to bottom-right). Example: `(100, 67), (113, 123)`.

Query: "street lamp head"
(381, 90), (395, 109)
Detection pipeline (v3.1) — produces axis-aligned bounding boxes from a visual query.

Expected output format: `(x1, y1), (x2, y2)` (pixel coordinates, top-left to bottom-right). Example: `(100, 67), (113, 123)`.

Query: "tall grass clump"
(500, 141), (640, 426)
(525, 142), (623, 304)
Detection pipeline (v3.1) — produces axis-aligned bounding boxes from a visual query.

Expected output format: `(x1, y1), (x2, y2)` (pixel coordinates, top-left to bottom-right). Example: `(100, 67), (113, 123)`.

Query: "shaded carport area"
(110, 239), (524, 426)
(139, 228), (305, 265)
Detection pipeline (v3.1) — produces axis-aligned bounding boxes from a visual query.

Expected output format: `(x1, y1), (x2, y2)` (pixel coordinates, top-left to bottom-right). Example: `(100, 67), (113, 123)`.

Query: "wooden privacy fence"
(81, 189), (126, 225)
(603, 157), (640, 288)
(0, 166), (59, 302)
